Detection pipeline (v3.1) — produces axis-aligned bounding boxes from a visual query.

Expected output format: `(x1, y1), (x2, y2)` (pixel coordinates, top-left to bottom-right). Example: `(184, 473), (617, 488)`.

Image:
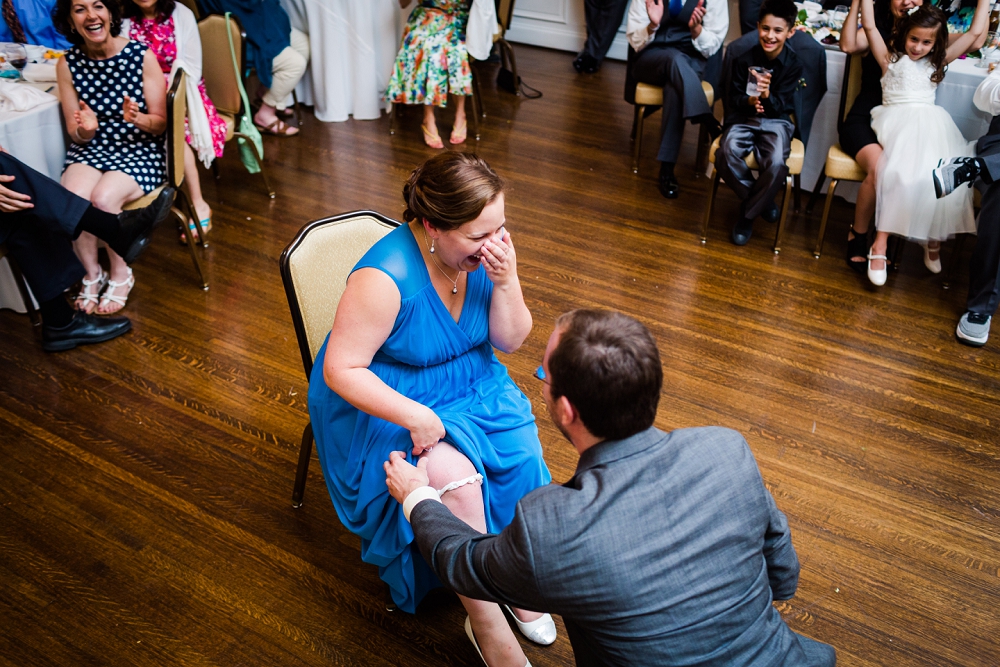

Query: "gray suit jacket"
(410, 426), (836, 666)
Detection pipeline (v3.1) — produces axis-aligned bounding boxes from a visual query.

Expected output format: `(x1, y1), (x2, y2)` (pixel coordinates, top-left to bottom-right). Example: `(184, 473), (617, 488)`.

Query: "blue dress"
(307, 224), (551, 613)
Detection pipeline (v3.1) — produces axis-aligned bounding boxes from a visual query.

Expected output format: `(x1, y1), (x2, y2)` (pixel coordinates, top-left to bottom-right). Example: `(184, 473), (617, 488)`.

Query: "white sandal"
(98, 267), (134, 314)
(76, 270), (108, 313)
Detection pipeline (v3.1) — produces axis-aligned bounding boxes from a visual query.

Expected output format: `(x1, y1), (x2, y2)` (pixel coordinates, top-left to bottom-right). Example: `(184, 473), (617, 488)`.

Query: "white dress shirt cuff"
(402, 486), (442, 522)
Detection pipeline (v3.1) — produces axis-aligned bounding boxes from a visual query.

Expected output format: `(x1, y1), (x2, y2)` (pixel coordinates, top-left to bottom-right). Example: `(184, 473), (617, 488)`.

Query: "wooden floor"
(2, 45), (998, 667)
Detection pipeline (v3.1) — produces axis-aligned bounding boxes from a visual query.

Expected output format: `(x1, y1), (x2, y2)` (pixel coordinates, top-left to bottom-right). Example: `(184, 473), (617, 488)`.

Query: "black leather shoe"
(731, 217), (754, 245)
(573, 53), (599, 73)
(761, 202), (780, 223)
(109, 187), (176, 264)
(572, 54), (585, 73)
(42, 312), (132, 352)
(658, 174), (680, 199)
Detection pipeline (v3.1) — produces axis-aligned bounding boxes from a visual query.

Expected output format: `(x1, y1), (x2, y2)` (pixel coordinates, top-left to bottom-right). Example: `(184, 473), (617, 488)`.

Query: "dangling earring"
(430, 238), (435, 254)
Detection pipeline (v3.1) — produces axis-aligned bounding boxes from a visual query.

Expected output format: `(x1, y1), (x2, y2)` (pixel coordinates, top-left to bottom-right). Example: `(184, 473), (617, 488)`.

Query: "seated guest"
(308, 153), (554, 666)
(718, 0), (802, 246)
(0, 0), (71, 48)
(933, 62), (1000, 347)
(386, 309), (838, 667)
(199, 0), (308, 136)
(386, 0), (473, 148)
(54, 0), (167, 315)
(626, 0), (728, 199)
(0, 147), (173, 351)
(122, 0), (227, 242)
(574, 0), (630, 74)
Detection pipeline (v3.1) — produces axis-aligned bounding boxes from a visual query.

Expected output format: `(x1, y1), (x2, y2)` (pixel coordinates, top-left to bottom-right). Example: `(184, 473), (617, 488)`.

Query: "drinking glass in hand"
(3, 44), (28, 80)
(746, 66), (771, 96)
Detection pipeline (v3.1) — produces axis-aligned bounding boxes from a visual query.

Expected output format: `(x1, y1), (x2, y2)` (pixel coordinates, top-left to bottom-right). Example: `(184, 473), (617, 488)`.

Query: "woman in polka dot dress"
(54, 0), (167, 315)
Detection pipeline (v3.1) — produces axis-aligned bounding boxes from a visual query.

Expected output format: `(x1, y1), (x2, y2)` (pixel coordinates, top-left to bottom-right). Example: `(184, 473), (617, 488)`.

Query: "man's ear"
(555, 395), (577, 428)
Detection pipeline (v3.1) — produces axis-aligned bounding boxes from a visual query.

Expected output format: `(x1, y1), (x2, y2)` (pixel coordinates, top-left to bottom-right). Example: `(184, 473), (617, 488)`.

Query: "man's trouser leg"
(632, 47), (709, 164)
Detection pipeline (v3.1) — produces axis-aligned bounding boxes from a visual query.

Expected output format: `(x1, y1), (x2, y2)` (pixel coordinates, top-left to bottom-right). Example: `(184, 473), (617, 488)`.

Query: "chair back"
(166, 70), (187, 188)
(839, 53), (863, 129)
(280, 212), (401, 378)
(177, 0), (200, 18)
(497, 0), (515, 33)
(199, 14), (244, 118)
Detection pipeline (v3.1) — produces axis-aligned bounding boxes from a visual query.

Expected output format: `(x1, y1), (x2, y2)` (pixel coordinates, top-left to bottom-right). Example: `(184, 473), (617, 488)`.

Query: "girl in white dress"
(861, 0), (990, 286)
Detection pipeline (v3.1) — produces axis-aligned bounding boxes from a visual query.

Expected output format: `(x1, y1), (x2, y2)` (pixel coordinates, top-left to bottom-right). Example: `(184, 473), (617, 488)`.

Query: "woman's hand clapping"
(480, 229), (518, 288)
(73, 101), (98, 140)
(409, 406), (446, 456)
(122, 95), (140, 125)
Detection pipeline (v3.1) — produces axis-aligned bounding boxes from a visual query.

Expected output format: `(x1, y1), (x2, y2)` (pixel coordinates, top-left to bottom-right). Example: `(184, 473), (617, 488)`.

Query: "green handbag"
(225, 12), (263, 175)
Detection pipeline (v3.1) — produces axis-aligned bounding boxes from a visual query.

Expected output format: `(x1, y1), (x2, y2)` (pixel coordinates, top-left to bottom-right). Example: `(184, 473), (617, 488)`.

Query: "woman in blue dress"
(308, 153), (554, 667)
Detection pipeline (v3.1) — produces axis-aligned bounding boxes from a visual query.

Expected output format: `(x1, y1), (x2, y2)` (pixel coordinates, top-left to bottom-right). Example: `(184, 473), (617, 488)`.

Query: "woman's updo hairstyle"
(403, 153), (506, 232)
(53, 0), (124, 46)
(890, 4), (948, 83)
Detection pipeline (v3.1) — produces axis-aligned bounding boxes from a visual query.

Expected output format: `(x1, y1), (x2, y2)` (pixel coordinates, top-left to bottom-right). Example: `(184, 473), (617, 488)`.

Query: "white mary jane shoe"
(465, 616), (532, 667)
(504, 605), (557, 646)
(867, 248), (888, 286)
(923, 243), (942, 274)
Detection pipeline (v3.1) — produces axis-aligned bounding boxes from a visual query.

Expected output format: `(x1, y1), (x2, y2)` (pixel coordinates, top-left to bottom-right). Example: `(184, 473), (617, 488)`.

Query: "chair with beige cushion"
(122, 71), (208, 289)
(198, 14), (275, 199)
(279, 211), (401, 509)
(805, 53), (867, 258)
(0, 245), (41, 333)
(630, 80), (715, 175)
(700, 133), (806, 254)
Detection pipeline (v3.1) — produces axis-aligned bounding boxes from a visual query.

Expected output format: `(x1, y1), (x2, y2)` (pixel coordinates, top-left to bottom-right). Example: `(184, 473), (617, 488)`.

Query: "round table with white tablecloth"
(0, 96), (66, 314)
(803, 48), (992, 203)
(278, 0), (401, 122)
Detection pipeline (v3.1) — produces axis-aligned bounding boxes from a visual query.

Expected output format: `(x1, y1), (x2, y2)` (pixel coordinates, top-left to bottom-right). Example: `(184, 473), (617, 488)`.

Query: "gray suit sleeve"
(409, 499), (550, 612)
(762, 490), (800, 601)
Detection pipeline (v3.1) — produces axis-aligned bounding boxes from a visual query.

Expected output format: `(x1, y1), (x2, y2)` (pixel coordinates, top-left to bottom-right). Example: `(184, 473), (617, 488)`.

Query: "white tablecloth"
(279, 0), (401, 122)
(803, 49), (992, 203)
(0, 97), (65, 314)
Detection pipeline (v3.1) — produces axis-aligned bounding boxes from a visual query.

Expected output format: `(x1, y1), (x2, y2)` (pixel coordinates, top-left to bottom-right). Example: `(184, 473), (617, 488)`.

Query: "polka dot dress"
(64, 41), (166, 193)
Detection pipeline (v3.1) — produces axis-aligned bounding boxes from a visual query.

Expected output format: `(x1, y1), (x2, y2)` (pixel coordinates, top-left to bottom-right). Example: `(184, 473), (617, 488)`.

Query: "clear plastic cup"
(746, 66), (771, 96)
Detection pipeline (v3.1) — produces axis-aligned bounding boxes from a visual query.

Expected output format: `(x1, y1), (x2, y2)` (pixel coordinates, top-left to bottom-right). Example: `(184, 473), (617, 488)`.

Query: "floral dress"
(385, 0), (473, 107)
(129, 17), (227, 158)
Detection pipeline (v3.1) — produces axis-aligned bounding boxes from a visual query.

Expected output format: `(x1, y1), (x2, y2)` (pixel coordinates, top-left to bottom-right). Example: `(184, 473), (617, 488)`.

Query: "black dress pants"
(631, 46), (711, 164)
(969, 148), (1000, 316)
(0, 153), (89, 302)
(716, 119), (794, 220)
(581, 0), (630, 63)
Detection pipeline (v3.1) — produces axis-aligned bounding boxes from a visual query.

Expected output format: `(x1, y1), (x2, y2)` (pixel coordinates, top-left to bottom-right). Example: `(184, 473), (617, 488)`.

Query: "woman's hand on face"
(122, 95), (140, 125)
(480, 229), (517, 287)
(74, 101), (98, 133)
(409, 406), (445, 456)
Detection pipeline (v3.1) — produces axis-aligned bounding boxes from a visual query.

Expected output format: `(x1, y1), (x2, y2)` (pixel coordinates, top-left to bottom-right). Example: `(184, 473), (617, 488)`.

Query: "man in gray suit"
(385, 309), (836, 666)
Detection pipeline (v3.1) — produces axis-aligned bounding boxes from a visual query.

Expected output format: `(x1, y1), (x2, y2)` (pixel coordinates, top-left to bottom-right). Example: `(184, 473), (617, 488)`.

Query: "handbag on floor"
(225, 12), (264, 175)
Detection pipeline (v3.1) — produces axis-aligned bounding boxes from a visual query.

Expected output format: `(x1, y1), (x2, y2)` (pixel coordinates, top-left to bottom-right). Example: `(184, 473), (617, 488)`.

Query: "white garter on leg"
(436, 473), (484, 496)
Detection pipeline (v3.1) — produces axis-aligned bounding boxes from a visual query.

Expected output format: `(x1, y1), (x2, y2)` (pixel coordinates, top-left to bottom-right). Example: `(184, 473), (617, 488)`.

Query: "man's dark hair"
(758, 0), (797, 28)
(548, 310), (662, 441)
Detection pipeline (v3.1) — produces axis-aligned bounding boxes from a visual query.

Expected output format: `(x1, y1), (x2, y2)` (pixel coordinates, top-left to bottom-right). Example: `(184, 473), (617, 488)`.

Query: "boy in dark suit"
(717, 0), (802, 245)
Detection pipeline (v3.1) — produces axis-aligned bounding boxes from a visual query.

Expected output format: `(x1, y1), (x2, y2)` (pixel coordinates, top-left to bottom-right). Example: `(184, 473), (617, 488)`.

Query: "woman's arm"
(946, 0), (991, 62)
(840, 0), (870, 54)
(123, 48), (167, 135)
(323, 268), (447, 454)
(481, 231), (532, 353)
(57, 57), (98, 144)
(860, 0), (890, 71)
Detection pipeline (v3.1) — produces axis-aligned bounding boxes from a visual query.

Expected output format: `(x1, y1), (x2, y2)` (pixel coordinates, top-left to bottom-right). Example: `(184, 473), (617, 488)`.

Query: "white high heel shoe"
(504, 605), (557, 645)
(923, 243), (942, 274)
(465, 616), (532, 667)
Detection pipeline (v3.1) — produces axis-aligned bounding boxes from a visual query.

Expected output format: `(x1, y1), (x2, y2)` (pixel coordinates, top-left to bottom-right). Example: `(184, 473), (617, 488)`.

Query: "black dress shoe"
(573, 53), (599, 74)
(572, 55), (585, 73)
(761, 202), (780, 223)
(658, 173), (680, 199)
(109, 187), (176, 264)
(42, 312), (132, 352)
(731, 217), (754, 245)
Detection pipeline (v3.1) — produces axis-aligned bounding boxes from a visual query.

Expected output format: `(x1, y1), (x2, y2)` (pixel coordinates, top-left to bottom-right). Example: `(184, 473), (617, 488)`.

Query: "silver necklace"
(423, 229), (462, 294)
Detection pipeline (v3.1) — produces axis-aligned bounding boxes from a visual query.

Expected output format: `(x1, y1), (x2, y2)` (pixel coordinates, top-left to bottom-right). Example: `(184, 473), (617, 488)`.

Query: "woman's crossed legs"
(420, 442), (538, 667)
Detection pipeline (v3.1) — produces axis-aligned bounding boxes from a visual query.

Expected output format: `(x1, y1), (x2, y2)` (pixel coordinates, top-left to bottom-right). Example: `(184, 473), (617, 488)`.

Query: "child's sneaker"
(933, 158), (980, 198)
(956, 312), (991, 347)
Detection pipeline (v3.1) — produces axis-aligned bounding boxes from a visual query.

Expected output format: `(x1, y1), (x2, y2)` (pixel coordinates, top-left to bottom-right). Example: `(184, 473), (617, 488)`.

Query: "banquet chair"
(122, 71), (208, 289)
(805, 53), (867, 258)
(279, 211), (401, 510)
(0, 245), (41, 333)
(198, 14), (276, 199)
(700, 133), (805, 254)
(624, 46), (715, 175)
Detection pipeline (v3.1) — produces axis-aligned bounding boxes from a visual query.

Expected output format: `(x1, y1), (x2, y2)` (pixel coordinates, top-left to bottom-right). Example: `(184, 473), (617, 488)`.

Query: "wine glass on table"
(977, 31), (1000, 68)
(3, 44), (28, 81)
